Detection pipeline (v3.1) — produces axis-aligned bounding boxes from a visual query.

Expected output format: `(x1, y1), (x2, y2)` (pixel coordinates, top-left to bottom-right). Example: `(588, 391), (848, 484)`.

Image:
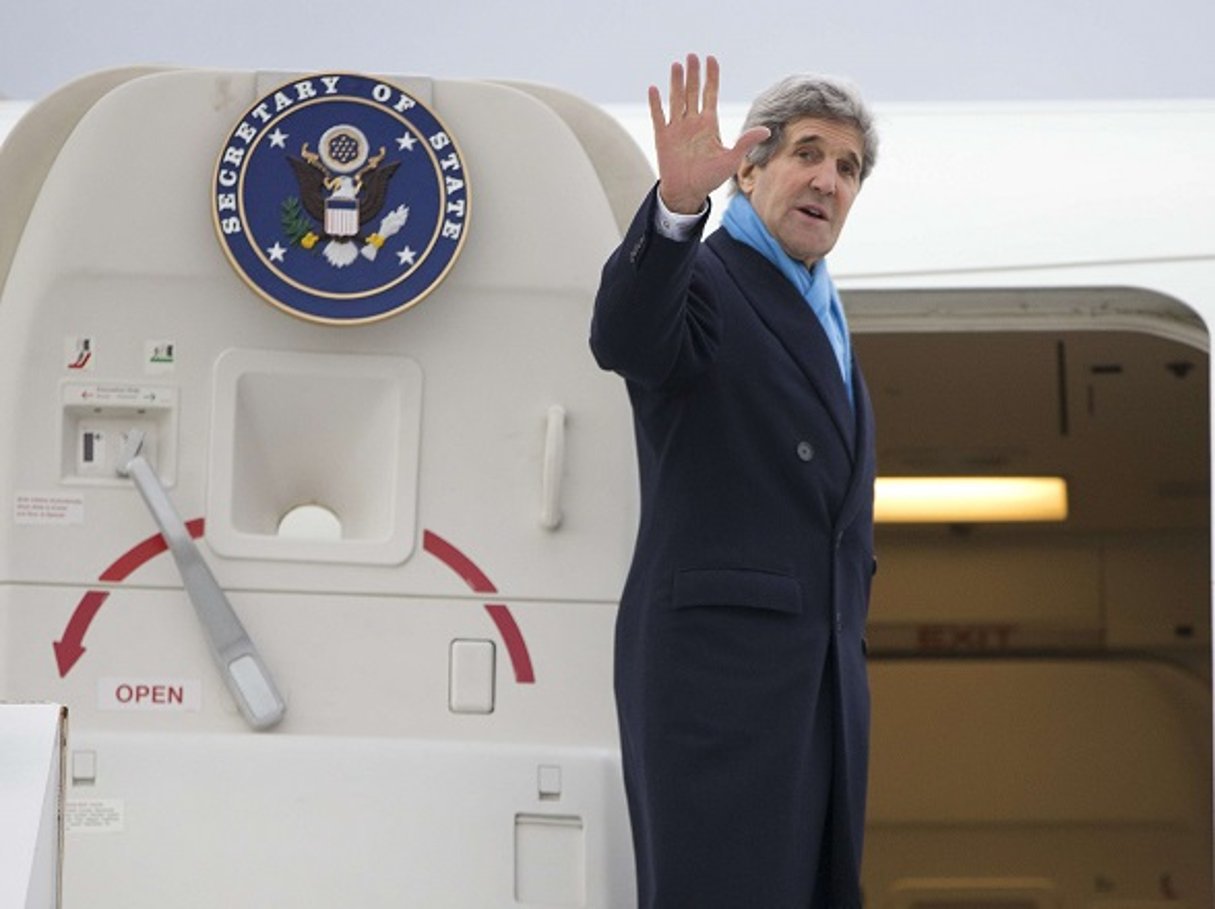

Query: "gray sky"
(2, 0), (1212, 104)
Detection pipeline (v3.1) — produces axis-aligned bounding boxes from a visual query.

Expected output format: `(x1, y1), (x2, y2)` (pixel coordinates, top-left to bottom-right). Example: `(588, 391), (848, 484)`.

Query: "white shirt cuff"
(654, 191), (708, 241)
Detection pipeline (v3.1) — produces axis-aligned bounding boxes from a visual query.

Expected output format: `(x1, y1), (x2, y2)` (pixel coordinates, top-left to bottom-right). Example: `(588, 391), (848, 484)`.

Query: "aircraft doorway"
(850, 288), (1212, 908)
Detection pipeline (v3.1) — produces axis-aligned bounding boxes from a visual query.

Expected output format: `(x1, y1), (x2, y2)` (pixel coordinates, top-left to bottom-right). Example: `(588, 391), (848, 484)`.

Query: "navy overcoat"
(590, 187), (876, 908)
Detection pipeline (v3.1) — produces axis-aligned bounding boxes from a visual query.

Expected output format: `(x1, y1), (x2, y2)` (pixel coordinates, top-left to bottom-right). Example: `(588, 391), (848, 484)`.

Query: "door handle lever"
(119, 431), (285, 730)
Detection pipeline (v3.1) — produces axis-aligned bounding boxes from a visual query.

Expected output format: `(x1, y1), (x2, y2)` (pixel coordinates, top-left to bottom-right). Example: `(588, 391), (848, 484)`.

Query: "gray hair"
(733, 74), (878, 188)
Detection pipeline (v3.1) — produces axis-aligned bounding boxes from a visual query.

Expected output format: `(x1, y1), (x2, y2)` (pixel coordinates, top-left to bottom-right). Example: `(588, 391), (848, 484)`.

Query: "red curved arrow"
(53, 518), (205, 677)
(55, 522), (535, 684)
(53, 590), (109, 677)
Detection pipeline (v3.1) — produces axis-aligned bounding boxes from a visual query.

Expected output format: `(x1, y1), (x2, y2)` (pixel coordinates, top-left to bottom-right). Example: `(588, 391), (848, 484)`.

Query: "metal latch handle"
(119, 431), (285, 730)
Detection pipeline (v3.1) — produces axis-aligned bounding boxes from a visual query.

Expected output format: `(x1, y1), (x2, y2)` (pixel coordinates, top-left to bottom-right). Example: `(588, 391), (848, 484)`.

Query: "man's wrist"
(654, 190), (709, 241)
(657, 184), (709, 217)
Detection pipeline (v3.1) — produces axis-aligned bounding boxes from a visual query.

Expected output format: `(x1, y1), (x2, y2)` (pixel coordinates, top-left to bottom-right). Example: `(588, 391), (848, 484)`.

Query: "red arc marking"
(54, 518), (206, 677)
(423, 530), (535, 684)
(100, 517), (205, 582)
(482, 604), (535, 684)
(54, 522), (535, 686)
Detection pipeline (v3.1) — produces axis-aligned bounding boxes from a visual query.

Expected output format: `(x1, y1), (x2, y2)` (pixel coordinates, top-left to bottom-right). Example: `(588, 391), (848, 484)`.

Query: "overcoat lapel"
(707, 231), (856, 456)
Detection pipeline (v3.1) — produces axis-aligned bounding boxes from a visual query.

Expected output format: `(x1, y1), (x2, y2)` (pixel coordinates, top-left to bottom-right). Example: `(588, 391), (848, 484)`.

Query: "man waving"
(591, 54), (880, 908)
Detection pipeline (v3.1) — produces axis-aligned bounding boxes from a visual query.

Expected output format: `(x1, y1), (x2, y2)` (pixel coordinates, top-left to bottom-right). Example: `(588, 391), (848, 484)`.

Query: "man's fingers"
(648, 85), (666, 133)
(661, 54), (724, 122)
(684, 54), (701, 116)
(668, 60), (685, 119)
(702, 55), (720, 115)
(734, 125), (771, 158)
(721, 126), (771, 180)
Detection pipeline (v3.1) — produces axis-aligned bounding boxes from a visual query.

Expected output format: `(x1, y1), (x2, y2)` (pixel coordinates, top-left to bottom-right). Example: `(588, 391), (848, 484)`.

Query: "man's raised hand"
(649, 54), (770, 215)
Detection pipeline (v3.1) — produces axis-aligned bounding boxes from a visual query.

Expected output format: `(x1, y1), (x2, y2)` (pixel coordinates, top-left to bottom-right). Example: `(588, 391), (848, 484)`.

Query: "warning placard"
(66, 798), (125, 834)
(14, 492), (85, 526)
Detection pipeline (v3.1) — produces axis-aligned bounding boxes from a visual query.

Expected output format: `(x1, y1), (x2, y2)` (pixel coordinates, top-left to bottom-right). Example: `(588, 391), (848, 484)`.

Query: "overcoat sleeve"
(589, 185), (721, 390)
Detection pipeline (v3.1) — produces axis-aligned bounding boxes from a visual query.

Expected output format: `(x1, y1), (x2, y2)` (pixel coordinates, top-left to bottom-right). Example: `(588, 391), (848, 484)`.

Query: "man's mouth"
(798, 204), (828, 221)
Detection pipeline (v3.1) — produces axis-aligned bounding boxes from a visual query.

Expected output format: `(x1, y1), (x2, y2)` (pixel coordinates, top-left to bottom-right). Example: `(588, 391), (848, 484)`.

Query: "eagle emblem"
(212, 73), (470, 325)
(284, 125), (406, 268)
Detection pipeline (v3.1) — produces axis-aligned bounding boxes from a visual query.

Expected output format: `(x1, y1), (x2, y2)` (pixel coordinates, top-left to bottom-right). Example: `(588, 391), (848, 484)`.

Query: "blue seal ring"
(212, 73), (470, 324)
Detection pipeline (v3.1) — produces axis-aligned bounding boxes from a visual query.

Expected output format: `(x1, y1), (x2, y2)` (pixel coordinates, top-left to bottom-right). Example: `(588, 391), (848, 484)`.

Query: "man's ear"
(736, 160), (756, 196)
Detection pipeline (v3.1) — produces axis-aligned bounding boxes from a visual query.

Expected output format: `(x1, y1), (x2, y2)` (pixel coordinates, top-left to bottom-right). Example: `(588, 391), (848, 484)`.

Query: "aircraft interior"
(853, 289), (1212, 907)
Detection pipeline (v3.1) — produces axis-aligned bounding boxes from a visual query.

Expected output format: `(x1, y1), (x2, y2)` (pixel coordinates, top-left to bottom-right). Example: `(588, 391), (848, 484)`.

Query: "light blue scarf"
(722, 192), (853, 406)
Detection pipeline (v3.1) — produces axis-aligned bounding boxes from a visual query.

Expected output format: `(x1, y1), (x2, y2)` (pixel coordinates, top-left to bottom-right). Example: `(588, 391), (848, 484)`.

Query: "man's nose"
(809, 164), (837, 195)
